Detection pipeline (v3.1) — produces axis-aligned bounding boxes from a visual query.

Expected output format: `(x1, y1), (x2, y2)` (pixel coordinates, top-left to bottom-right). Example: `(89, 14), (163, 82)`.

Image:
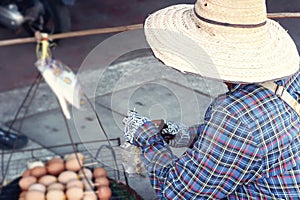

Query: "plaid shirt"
(134, 71), (300, 199)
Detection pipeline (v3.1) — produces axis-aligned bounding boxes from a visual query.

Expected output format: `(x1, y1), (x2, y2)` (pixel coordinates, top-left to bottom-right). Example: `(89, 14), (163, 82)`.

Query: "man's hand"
(122, 110), (150, 144)
(161, 121), (192, 148)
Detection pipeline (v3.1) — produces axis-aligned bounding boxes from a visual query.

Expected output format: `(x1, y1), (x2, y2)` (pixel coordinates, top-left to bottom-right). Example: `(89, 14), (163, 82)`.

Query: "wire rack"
(0, 32), (145, 200)
(0, 138), (142, 199)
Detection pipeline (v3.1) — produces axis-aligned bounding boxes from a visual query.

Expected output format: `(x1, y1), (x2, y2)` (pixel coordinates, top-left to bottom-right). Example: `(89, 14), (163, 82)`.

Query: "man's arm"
(159, 121), (202, 148)
(135, 109), (263, 199)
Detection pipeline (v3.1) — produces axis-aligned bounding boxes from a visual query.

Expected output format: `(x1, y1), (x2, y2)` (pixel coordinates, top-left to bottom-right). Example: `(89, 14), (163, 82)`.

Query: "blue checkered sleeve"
(134, 71), (300, 199)
(136, 106), (263, 199)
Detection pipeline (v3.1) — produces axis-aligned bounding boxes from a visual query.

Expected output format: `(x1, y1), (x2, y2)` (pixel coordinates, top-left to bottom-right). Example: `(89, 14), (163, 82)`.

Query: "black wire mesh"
(0, 138), (142, 199)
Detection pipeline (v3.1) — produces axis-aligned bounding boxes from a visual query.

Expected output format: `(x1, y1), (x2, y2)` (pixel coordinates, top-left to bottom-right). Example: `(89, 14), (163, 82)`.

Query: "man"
(123, 0), (300, 199)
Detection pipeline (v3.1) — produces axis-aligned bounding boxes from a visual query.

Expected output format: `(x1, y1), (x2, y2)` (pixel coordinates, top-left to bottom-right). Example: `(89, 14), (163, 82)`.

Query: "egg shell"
(21, 169), (31, 178)
(93, 167), (107, 178)
(58, 171), (78, 184)
(38, 175), (57, 186)
(66, 179), (84, 189)
(47, 162), (65, 176)
(94, 177), (109, 187)
(19, 191), (26, 200)
(78, 168), (93, 180)
(97, 186), (112, 200)
(65, 158), (83, 172)
(28, 183), (46, 193)
(27, 161), (44, 169)
(31, 166), (47, 178)
(19, 191), (27, 198)
(46, 189), (65, 200)
(47, 182), (65, 191)
(83, 192), (97, 200)
(66, 187), (83, 200)
(25, 190), (45, 200)
(47, 157), (64, 164)
(82, 179), (94, 191)
(65, 152), (85, 161)
(19, 176), (37, 191)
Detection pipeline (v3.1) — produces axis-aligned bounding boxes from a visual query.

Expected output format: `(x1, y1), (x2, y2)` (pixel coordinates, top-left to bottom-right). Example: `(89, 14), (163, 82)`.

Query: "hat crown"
(194, 0), (267, 26)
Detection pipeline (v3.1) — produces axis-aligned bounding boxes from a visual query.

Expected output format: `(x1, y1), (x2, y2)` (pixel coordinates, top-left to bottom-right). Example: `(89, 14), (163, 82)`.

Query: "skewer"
(267, 12), (300, 19)
(1, 12), (300, 47)
(83, 162), (98, 167)
(0, 24), (143, 47)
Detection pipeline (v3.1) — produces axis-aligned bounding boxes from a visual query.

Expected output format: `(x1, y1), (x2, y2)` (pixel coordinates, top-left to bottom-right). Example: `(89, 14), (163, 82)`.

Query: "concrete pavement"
(0, 50), (227, 198)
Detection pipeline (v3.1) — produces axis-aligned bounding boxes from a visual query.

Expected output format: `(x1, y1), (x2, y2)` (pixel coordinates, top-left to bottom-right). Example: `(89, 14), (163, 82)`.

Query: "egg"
(47, 157), (64, 164)
(46, 189), (65, 200)
(28, 183), (46, 193)
(65, 158), (83, 172)
(66, 179), (84, 189)
(19, 176), (37, 190)
(19, 191), (27, 199)
(25, 190), (45, 200)
(78, 168), (93, 180)
(27, 161), (44, 169)
(58, 171), (78, 184)
(31, 166), (47, 178)
(38, 175), (57, 186)
(21, 169), (31, 178)
(66, 187), (83, 200)
(82, 179), (94, 191)
(19, 196), (25, 200)
(94, 177), (109, 187)
(47, 182), (65, 191)
(82, 192), (97, 200)
(93, 167), (107, 178)
(97, 186), (112, 200)
(47, 161), (65, 176)
(65, 152), (85, 161)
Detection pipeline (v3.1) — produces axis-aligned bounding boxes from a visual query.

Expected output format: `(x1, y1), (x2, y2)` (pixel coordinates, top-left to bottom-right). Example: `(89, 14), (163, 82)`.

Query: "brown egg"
(47, 182), (65, 191)
(66, 179), (84, 189)
(27, 161), (44, 169)
(82, 179), (94, 191)
(83, 192), (97, 200)
(19, 176), (37, 191)
(21, 169), (31, 178)
(58, 171), (78, 184)
(38, 175), (57, 186)
(97, 186), (112, 200)
(66, 187), (83, 200)
(28, 183), (46, 193)
(19, 196), (25, 200)
(94, 177), (109, 187)
(65, 152), (85, 161)
(25, 190), (45, 200)
(65, 158), (83, 172)
(46, 189), (65, 200)
(47, 162), (65, 176)
(19, 191), (27, 198)
(31, 166), (47, 178)
(93, 167), (107, 178)
(47, 157), (64, 164)
(78, 168), (93, 180)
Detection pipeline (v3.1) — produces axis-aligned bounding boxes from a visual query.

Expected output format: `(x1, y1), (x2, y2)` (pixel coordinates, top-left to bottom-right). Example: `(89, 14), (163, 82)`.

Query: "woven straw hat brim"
(144, 5), (300, 83)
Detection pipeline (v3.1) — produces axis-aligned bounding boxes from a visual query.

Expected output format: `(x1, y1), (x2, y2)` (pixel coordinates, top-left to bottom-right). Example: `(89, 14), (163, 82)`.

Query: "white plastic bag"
(35, 58), (83, 119)
(120, 142), (146, 175)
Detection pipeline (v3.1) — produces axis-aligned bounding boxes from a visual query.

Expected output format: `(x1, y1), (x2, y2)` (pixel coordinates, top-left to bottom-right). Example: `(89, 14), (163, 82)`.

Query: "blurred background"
(0, 0), (299, 92)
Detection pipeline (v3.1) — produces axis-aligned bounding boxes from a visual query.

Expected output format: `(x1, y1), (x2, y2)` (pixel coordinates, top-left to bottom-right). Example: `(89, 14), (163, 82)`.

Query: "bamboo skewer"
(0, 12), (300, 47)
(267, 12), (300, 19)
(0, 24), (143, 47)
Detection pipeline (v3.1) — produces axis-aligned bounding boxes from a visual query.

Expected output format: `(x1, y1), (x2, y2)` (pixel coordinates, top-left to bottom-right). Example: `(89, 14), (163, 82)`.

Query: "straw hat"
(144, 0), (300, 83)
